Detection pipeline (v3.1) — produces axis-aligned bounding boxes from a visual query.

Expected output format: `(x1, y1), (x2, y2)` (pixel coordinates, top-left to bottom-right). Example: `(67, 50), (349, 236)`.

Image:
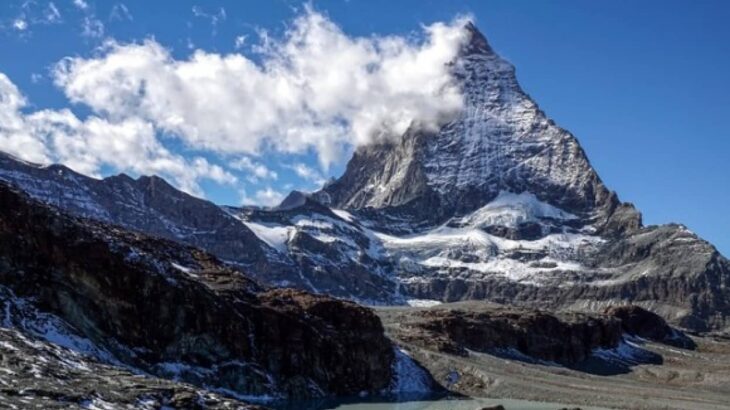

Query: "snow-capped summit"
(319, 24), (634, 234)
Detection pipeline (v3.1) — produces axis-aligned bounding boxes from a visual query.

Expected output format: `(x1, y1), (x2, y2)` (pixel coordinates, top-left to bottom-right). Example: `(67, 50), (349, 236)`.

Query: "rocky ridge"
(0, 181), (405, 405)
(0, 152), (397, 304)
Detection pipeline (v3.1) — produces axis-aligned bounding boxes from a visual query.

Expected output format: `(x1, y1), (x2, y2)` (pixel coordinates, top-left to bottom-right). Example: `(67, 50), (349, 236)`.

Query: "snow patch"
(80, 398), (117, 410)
(406, 299), (442, 308)
(375, 223), (603, 285)
(592, 339), (656, 365)
(332, 209), (355, 223)
(170, 262), (198, 278)
(459, 191), (577, 229)
(0, 286), (120, 365)
(243, 221), (292, 253)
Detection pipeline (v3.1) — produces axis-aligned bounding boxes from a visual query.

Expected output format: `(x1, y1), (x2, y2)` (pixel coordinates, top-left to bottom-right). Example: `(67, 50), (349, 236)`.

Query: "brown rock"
(478, 405), (506, 410)
(0, 182), (395, 400)
(393, 305), (622, 365)
(605, 305), (672, 340)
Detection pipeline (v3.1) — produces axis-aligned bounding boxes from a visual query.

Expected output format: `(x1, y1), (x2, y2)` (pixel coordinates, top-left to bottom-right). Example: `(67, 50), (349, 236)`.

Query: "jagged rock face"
(0, 153), (398, 303)
(0, 182), (395, 400)
(0, 152), (275, 273)
(319, 24), (630, 233)
(310, 24), (729, 332)
(400, 223), (730, 332)
(225, 197), (402, 304)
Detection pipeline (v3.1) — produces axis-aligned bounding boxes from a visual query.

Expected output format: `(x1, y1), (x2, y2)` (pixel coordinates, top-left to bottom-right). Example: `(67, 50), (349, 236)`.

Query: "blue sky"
(0, 0), (728, 256)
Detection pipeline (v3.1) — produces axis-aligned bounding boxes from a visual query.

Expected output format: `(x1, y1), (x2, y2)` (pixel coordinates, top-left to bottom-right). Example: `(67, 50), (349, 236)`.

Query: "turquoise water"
(271, 395), (608, 410)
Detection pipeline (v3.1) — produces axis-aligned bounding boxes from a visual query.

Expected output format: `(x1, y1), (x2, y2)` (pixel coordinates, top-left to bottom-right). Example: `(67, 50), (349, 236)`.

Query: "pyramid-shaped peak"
(461, 21), (494, 56)
(320, 18), (627, 231)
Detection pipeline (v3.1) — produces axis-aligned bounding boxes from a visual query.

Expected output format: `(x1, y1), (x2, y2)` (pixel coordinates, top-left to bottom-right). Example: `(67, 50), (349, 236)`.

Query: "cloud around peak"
(0, 7), (472, 203)
(53, 7), (471, 168)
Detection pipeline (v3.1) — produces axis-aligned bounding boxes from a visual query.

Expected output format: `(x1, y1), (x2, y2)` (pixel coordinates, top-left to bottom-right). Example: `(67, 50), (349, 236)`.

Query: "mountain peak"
(320, 22), (636, 234)
(461, 21), (494, 56)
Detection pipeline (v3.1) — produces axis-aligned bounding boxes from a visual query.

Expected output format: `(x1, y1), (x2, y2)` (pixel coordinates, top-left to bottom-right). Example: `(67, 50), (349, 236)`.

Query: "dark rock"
(478, 405), (505, 410)
(390, 306), (622, 365)
(0, 326), (265, 409)
(606, 305), (673, 341)
(275, 190), (309, 210)
(0, 182), (395, 400)
(0, 152), (398, 304)
(606, 305), (696, 349)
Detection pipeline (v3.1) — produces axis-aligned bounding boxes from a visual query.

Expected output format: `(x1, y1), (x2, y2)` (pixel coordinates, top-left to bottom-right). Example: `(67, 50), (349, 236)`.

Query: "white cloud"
(53, 7), (470, 169)
(192, 5), (226, 35)
(241, 187), (285, 207)
(81, 16), (104, 38)
(73, 0), (89, 11)
(231, 156), (277, 182)
(0, 74), (48, 163)
(46, 2), (61, 23)
(3, 1), (62, 35)
(0, 73), (234, 196)
(45, 2), (62, 23)
(289, 162), (326, 187)
(71, 0), (105, 39)
(12, 19), (28, 31)
(110, 3), (133, 22)
(234, 35), (247, 49)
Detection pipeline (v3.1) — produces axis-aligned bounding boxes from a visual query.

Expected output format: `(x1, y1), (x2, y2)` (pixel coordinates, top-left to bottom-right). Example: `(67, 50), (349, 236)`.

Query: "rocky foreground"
(0, 325), (265, 409)
(0, 181), (410, 407)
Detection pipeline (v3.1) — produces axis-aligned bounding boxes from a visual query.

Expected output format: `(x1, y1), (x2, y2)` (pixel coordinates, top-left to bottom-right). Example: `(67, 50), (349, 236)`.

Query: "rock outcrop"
(381, 302), (699, 372)
(605, 305), (695, 348)
(0, 181), (395, 401)
(318, 23), (635, 235)
(386, 305), (623, 365)
(313, 24), (730, 332)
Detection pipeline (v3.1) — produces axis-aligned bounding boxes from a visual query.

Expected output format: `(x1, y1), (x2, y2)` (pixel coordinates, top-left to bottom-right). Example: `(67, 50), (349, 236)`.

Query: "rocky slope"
(0, 152), (268, 266)
(0, 181), (406, 403)
(224, 191), (400, 304)
(378, 303), (692, 368)
(0, 325), (263, 409)
(1, 23), (728, 333)
(0, 152), (397, 304)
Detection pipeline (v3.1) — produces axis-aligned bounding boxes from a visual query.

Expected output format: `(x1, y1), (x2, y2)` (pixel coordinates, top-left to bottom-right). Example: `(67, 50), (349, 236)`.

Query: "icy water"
(272, 396), (609, 410)
(331, 398), (608, 409)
